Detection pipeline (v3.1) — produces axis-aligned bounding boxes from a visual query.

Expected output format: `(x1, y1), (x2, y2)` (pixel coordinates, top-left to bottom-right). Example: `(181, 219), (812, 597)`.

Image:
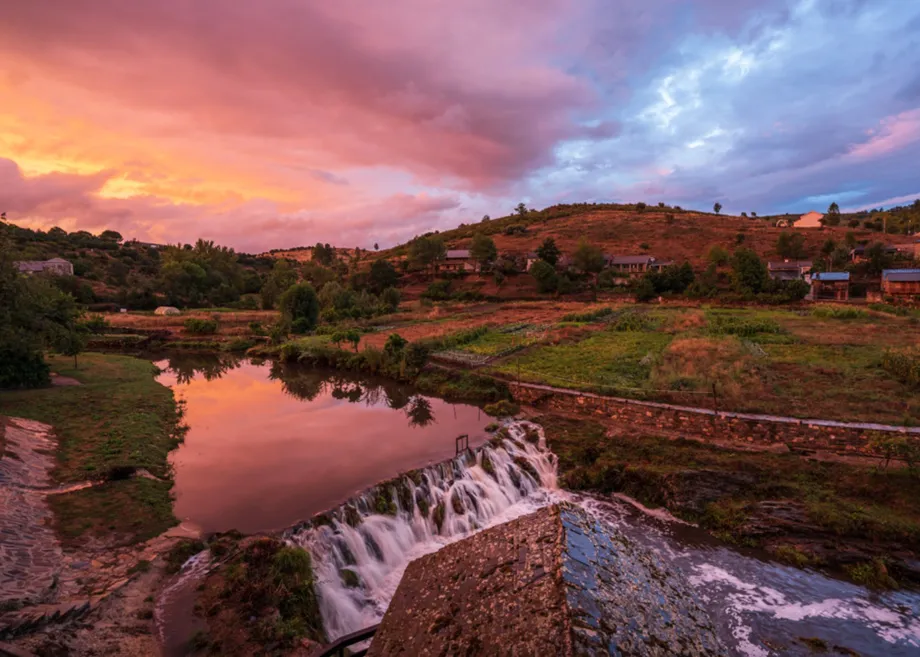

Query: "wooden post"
(711, 383), (719, 413)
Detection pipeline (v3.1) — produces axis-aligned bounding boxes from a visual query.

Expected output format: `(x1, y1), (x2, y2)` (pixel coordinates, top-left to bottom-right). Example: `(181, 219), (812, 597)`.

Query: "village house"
(850, 244), (898, 263)
(795, 211), (824, 228)
(768, 260), (813, 282)
(893, 239), (920, 260)
(15, 257), (74, 276)
(810, 271), (850, 301)
(881, 269), (920, 298)
(440, 249), (478, 274)
(606, 255), (657, 277)
(524, 252), (540, 271)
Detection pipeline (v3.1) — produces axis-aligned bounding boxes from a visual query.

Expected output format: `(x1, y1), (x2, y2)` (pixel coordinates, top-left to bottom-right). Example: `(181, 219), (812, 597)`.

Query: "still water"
(155, 354), (490, 534)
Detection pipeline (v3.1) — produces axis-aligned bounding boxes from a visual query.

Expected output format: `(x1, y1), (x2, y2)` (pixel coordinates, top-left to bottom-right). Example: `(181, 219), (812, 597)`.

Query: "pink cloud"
(846, 108), (920, 160)
(0, 0), (596, 189)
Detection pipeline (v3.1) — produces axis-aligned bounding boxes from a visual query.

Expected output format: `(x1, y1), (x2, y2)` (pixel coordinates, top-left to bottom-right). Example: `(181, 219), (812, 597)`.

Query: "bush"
(529, 259), (558, 293)
(483, 400), (520, 417)
(709, 314), (782, 337)
(380, 287), (401, 311)
(562, 307), (614, 323)
(83, 314), (110, 333)
(0, 345), (51, 389)
(422, 280), (452, 301)
(279, 283), (320, 334)
(882, 349), (920, 388)
(184, 318), (219, 335)
(634, 277), (657, 302)
(812, 306), (868, 320)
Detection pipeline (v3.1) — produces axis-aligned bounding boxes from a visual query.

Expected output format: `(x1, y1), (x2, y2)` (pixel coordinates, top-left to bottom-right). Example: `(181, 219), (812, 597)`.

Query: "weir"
(284, 421), (559, 641)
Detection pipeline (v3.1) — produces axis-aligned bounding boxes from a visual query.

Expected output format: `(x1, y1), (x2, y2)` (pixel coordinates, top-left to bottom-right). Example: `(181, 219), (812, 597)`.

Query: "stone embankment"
(370, 503), (726, 656)
(509, 381), (919, 458)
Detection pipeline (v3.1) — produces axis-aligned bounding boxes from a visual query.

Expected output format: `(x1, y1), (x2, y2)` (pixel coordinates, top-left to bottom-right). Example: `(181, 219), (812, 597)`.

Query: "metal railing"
(310, 624), (379, 657)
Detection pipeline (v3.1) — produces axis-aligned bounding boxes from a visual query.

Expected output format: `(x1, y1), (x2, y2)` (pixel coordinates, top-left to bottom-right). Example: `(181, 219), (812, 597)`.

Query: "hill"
(369, 202), (918, 268)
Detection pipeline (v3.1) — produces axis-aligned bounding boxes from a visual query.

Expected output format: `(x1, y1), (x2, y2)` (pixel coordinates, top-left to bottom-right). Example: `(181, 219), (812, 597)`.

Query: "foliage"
(882, 349), (920, 388)
(483, 400), (520, 417)
(368, 259), (399, 294)
(260, 259), (298, 310)
(707, 245), (730, 266)
(0, 238), (82, 388)
(776, 232), (807, 259)
(731, 248), (769, 294)
(184, 317), (219, 335)
(708, 313), (782, 337)
(380, 286), (401, 311)
(279, 282), (320, 333)
(408, 234), (446, 270)
(82, 314), (110, 333)
(643, 262), (695, 296)
(421, 279), (452, 300)
(331, 329), (361, 351)
(865, 242), (895, 275)
(470, 233), (498, 269)
(633, 277), (657, 302)
(561, 306), (614, 322)
(529, 259), (558, 293)
(572, 239), (605, 275)
(811, 306), (868, 320)
(536, 237), (561, 266)
(713, 202), (722, 214)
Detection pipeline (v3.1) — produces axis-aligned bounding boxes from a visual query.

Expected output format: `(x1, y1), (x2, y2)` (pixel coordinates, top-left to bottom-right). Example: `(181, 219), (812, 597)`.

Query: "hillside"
(373, 203), (911, 268)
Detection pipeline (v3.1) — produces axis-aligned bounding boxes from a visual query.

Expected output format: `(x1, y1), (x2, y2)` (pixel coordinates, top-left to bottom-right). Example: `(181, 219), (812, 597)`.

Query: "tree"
(279, 282), (320, 333)
(481, 215), (491, 222)
(636, 202), (647, 212)
(707, 245), (730, 266)
(52, 322), (86, 369)
(573, 240), (604, 276)
(865, 242), (894, 275)
(529, 260), (558, 293)
(374, 243), (379, 251)
(713, 202), (722, 214)
(776, 232), (807, 259)
(820, 239), (837, 268)
(823, 202), (841, 227)
(515, 202), (528, 217)
(469, 233), (497, 271)
(312, 243), (335, 266)
(368, 259), (399, 294)
(100, 230), (123, 242)
(828, 202), (840, 215)
(731, 248), (768, 294)
(408, 235), (446, 273)
(536, 238), (561, 266)
(260, 259), (298, 309)
(381, 287), (401, 311)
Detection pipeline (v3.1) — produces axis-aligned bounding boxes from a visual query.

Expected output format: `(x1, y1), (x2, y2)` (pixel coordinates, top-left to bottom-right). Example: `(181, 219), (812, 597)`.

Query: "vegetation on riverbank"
(539, 414), (920, 587)
(2, 353), (184, 546)
(191, 537), (325, 654)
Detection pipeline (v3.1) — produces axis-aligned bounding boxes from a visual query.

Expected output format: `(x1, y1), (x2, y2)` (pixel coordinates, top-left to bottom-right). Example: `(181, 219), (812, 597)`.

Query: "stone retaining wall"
(509, 383), (916, 457)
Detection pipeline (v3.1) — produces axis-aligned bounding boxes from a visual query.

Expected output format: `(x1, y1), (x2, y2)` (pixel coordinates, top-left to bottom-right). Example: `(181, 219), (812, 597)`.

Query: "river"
(156, 354), (920, 656)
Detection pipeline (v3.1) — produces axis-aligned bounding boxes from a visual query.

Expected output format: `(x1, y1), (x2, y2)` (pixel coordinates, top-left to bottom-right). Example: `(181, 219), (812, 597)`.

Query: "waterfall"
(285, 421), (559, 641)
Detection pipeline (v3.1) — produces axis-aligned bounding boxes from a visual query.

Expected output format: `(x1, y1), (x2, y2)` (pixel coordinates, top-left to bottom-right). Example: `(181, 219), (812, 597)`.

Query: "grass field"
(485, 305), (920, 425)
(2, 353), (183, 546)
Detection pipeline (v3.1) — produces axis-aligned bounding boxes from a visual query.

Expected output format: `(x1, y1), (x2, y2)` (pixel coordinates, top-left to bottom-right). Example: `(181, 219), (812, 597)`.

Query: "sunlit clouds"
(1, 0), (919, 250)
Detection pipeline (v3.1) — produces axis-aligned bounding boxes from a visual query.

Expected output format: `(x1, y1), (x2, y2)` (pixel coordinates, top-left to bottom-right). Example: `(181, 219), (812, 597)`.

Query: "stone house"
(768, 260), (813, 282)
(15, 258), (74, 276)
(440, 249), (478, 274)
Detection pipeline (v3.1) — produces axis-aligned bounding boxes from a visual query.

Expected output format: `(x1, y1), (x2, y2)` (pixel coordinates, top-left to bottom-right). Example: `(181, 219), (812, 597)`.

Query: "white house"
(795, 211), (824, 228)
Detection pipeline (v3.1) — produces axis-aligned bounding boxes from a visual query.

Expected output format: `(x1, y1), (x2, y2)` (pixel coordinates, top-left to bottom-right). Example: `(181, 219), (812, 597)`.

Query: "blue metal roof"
(812, 272), (850, 281)
(883, 269), (920, 282)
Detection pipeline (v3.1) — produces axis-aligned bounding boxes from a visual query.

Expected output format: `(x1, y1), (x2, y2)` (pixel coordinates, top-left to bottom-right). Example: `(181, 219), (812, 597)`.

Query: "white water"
(286, 421), (559, 640)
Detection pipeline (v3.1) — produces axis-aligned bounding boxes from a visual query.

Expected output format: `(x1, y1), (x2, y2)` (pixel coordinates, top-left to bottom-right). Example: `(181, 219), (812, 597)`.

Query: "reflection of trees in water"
(165, 353), (244, 385)
(406, 396), (435, 427)
(270, 362), (436, 426)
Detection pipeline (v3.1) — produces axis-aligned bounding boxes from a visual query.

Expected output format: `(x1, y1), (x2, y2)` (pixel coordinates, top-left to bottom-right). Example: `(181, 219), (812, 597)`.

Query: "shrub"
(82, 314), (110, 333)
(882, 349), (920, 388)
(380, 287), (401, 311)
(279, 283), (320, 333)
(634, 277), (656, 302)
(709, 314), (782, 337)
(422, 280), (452, 301)
(0, 345), (51, 389)
(529, 259), (558, 293)
(483, 400), (520, 417)
(562, 307), (615, 323)
(248, 321), (264, 336)
(184, 318), (219, 335)
(811, 306), (868, 320)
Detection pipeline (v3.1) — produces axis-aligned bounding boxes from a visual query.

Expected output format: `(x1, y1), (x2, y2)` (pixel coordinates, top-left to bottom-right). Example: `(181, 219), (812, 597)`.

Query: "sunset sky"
(2, 0), (919, 252)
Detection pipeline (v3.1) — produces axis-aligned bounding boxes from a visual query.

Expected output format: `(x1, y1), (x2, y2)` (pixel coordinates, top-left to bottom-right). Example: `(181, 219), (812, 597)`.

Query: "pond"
(155, 354), (491, 534)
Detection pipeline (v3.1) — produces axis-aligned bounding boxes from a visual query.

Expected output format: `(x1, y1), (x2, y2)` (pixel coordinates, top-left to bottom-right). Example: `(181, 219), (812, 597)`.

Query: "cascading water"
(285, 421), (559, 641)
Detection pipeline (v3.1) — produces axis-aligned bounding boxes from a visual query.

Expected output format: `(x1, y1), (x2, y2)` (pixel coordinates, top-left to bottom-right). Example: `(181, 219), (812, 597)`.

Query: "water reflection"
(156, 356), (489, 533)
(159, 354), (438, 428)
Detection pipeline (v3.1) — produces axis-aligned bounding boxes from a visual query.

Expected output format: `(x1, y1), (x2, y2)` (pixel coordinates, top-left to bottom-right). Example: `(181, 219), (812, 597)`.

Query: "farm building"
(15, 257), (74, 276)
(881, 269), (920, 298)
(768, 260), (813, 282)
(440, 249), (478, 273)
(795, 211), (824, 228)
(154, 306), (181, 316)
(810, 272), (850, 301)
(606, 255), (657, 276)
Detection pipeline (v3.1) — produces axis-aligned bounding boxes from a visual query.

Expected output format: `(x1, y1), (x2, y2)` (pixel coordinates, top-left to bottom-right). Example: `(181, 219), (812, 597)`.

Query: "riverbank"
(1, 353), (185, 547)
(538, 413), (920, 588)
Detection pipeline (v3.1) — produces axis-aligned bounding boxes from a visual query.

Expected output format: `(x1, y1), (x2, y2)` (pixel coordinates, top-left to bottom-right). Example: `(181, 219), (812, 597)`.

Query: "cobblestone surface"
(0, 418), (62, 608)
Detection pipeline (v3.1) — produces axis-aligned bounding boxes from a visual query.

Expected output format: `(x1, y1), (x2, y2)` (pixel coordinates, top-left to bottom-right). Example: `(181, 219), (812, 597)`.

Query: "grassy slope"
(541, 414), (920, 582)
(2, 353), (183, 546)
(489, 306), (920, 425)
(351, 204), (884, 268)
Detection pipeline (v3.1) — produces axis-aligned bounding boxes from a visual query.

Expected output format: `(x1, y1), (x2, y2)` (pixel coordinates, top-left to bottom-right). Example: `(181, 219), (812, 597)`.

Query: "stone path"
(0, 418), (63, 608)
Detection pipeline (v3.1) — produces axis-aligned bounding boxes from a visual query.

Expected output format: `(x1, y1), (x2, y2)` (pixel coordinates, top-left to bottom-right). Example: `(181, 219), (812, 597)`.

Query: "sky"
(1, 0), (919, 252)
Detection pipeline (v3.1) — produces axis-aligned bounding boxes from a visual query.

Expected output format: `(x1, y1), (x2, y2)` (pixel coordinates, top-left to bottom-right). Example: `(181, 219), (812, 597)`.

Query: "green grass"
(2, 353), (183, 545)
(493, 330), (672, 394)
(540, 414), (920, 571)
(461, 329), (539, 356)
